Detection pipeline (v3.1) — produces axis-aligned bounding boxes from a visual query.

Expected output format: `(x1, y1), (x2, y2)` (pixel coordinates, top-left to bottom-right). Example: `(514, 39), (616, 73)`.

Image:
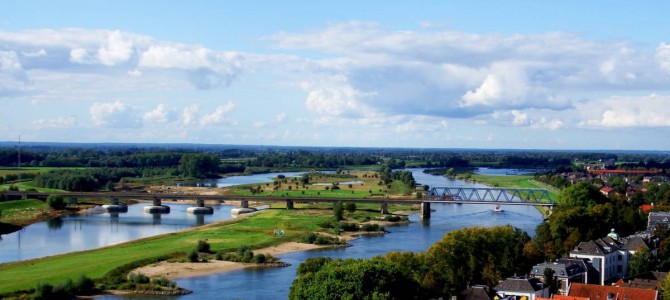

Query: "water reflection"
(46, 217), (63, 230)
(0, 203), (236, 263)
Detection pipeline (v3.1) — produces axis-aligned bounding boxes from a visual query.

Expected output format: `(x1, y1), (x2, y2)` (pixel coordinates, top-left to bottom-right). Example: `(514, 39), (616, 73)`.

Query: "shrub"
(128, 272), (150, 284)
(196, 239), (211, 253)
(74, 275), (96, 295)
(187, 250), (199, 262)
(303, 233), (318, 244)
(314, 235), (337, 245)
(344, 202), (356, 212)
(215, 251), (223, 260)
(152, 277), (176, 288)
(33, 282), (54, 300)
(384, 215), (401, 222)
(252, 253), (267, 264)
(339, 223), (358, 232)
(237, 245), (251, 256)
(362, 224), (384, 232)
(46, 195), (66, 210)
(318, 220), (336, 229)
(242, 249), (254, 262)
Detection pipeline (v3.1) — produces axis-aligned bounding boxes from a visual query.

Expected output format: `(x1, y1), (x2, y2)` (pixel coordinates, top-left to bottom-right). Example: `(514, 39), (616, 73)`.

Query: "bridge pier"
(421, 202), (431, 219)
(241, 200), (249, 208)
(144, 197), (170, 213)
(187, 198), (214, 214)
(286, 200), (294, 209)
(380, 202), (389, 214)
(103, 198), (128, 212)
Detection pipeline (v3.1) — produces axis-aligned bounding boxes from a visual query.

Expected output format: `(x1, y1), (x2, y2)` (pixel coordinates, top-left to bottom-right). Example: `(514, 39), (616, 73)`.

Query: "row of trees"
(290, 226), (533, 299)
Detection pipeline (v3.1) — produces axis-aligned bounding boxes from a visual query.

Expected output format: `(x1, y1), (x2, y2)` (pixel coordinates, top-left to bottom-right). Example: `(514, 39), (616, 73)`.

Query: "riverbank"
(0, 205), (382, 295)
(132, 242), (334, 280)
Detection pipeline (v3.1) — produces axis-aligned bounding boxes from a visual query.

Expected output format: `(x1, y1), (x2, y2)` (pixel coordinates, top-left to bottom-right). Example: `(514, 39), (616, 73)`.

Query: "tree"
(334, 201), (344, 221)
(46, 195), (66, 210)
(344, 202), (356, 213)
(557, 182), (608, 208)
(179, 153), (221, 178)
(289, 258), (419, 300)
(628, 247), (657, 276)
(543, 268), (559, 296)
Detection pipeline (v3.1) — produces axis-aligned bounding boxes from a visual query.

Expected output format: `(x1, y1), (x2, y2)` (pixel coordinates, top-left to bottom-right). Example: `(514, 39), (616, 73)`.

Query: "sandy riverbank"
(132, 242), (336, 280)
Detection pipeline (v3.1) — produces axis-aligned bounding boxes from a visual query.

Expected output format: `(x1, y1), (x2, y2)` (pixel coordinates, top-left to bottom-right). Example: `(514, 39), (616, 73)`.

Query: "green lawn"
(0, 199), (52, 225)
(0, 209), (333, 294)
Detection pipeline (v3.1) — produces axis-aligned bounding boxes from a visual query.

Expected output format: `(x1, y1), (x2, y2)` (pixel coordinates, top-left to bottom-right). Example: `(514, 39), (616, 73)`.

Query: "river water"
(0, 203), (235, 263)
(101, 168), (544, 300)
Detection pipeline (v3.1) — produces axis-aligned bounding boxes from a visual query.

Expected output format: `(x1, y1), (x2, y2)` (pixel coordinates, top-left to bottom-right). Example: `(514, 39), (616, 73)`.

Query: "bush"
(339, 223), (358, 232)
(318, 220), (336, 229)
(196, 239), (210, 253)
(344, 202), (356, 212)
(362, 224), (384, 232)
(384, 215), (402, 222)
(303, 233), (318, 244)
(187, 250), (199, 262)
(215, 251), (223, 260)
(46, 195), (66, 210)
(252, 253), (267, 264)
(152, 277), (176, 288)
(128, 272), (150, 284)
(315, 235), (337, 245)
(242, 249), (254, 263)
(33, 282), (54, 300)
(74, 275), (96, 295)
(237, 245), (251, 256)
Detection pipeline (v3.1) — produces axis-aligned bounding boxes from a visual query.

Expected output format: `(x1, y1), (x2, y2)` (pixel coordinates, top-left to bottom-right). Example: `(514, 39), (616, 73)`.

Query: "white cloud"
(182, 105), (200, 126)
(97, 30), (134, 66)
(0, 50), (30, 94)
(199, 101), (237, 126)
(144, 104), (177, 123)
(32, 116), (77, 128)
(89, 101), (140, 128)
(579, 95), (670, 128)
(69, 48), (95, 64)
(21, 48), (47, 57)
(656, 43), (670, 72)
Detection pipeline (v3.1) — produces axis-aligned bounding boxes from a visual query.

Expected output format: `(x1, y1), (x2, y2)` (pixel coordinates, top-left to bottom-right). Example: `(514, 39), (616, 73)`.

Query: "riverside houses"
(530, 260), (587, 295)
(569, 230), (656, 285)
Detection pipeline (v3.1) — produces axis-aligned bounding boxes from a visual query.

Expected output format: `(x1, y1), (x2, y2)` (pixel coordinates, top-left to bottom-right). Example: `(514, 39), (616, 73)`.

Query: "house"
(494, 276), (549, 300)
(458, 284), (497, 300)
(614, 271), (667, 290)
(536, 296), (588, 300)
(530, 261), (587, 295)
(567, 282), (659, 300)
(569, 231), (657, 285)
(569, 230), (628, 285)
(648, 212), (670, 231)
(599, 186), (615, 197)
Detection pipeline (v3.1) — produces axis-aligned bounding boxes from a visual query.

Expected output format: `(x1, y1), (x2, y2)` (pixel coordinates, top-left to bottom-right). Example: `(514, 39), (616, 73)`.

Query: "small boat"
(494, 205), (503, 213)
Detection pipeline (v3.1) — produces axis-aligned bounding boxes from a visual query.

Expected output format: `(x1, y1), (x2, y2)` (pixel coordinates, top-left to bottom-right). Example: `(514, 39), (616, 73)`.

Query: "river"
(0, 203), (235, 263)
(101, 168), (544, 300)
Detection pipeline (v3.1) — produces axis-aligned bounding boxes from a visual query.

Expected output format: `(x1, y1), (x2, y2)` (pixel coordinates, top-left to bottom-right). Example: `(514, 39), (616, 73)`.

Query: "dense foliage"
(291, 225), (533, 299)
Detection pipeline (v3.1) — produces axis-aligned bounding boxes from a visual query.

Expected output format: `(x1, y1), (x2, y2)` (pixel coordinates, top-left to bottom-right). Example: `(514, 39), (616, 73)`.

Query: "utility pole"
(17, 135), (21, 170)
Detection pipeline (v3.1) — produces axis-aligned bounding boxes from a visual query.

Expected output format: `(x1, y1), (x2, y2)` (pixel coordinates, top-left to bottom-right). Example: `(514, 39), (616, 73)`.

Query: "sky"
(1, 1), (670, 150)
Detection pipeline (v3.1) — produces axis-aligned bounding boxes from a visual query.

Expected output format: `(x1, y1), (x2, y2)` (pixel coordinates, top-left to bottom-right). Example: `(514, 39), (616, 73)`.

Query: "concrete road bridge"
(1, 187), (555, 219)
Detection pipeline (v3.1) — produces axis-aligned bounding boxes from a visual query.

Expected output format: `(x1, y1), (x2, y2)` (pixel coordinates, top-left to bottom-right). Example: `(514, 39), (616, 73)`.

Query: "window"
(618, 255), (622, 261)
(617, 265), (622, 273)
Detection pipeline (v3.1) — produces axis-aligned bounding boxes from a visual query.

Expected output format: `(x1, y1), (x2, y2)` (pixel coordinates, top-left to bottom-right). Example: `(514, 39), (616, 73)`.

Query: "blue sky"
(1, 1), (670, 150)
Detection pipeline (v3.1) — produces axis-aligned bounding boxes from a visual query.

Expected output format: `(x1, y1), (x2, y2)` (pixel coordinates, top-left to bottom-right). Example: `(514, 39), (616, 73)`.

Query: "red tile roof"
(640, 204), (654, 212)
(600, 186), (615, 193)
(553, 296), (589, 300)
(568, 283), (658, 300)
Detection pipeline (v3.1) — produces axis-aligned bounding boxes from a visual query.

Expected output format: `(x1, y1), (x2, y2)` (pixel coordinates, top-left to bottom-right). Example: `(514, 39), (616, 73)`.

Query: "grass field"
(0, 208), (334, 294)
(227, 170), (415, 199)
(0, 199), (52, 225)
(467, 173), (559, 201)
